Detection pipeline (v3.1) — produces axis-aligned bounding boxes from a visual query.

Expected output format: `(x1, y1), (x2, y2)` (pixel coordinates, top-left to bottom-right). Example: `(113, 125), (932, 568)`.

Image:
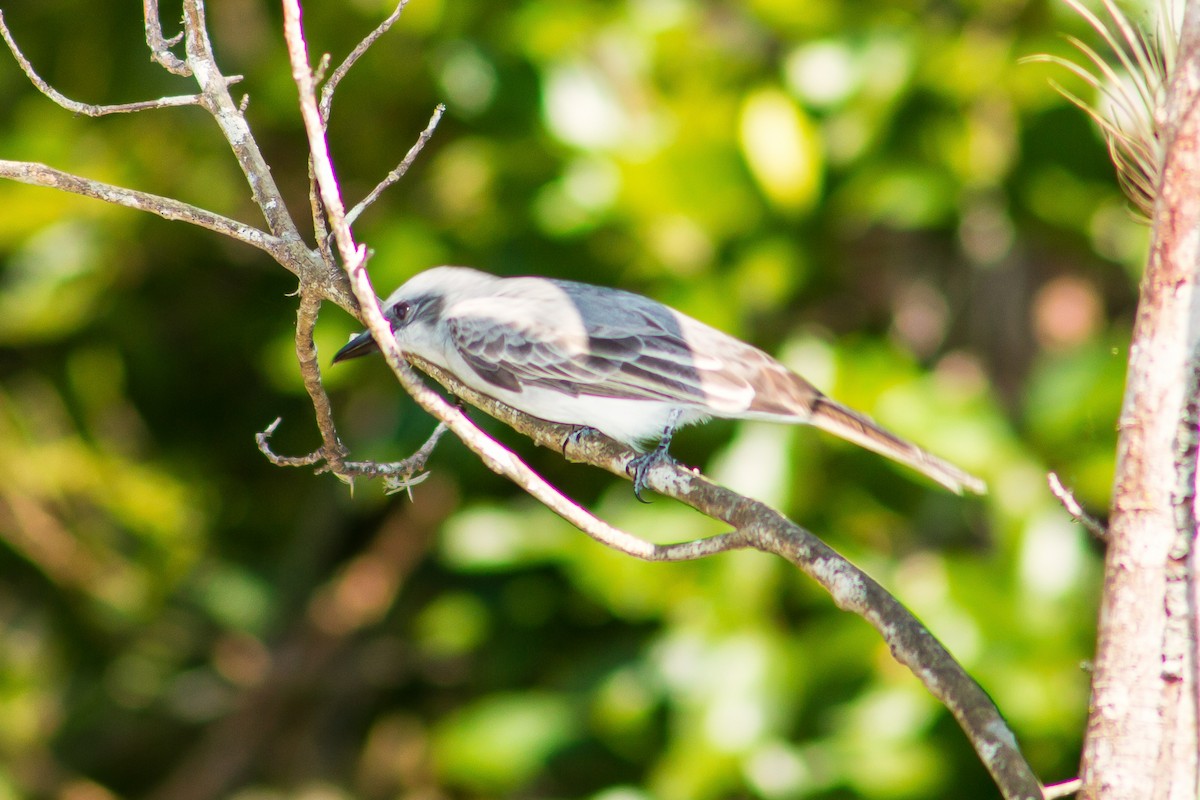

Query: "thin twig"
(0, 158), (357, 312)
(1042, 778), (1082, 799)
(0, 9), (212, 115)
(319, 0), (410, 122)
(288, 286), (450, 486)
(308, 164), (337, 270)
(346, 103), (445, 226)
(295, 287), (350, 465)
(1048, 472), (1109, 540)
(282, 0), (356, 258)
(0, 3), (358, 313)
(256, 416), (446, 491)
(143, 0), (191, 76)
(256, 418), (325, 467)
(342, 425), (449, 482)
(344, 422), (449, 495)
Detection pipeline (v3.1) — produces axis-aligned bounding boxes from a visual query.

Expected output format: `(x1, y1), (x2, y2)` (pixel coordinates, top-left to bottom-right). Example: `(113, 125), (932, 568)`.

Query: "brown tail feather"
(807, 397), (987, 495)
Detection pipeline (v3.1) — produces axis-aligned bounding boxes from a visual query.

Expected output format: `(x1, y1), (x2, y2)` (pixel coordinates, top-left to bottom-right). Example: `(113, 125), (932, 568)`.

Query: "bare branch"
(0, 159), (283, 255)
(0, 4), (364, 312)
(0, 157), (359, 315)
(306, 155), (337, 272)
(319, 0), (410, 121)
(282, 0), (356, 257)
(256, 418), (326, 467)
(294, 288), (350, 465)
(342, 422), (448, 494)
(274, 286), (454, 486)
(0, 9), (210, 115)
(180, 0), (302, 242)
(143, 0), (191, 76)
(284, 0), (742, 564)
(402, 356), (1045, 798)
(256, 416), (447, 490)
(1047, 472), (1108, 539)
(346, 102), (445, 226)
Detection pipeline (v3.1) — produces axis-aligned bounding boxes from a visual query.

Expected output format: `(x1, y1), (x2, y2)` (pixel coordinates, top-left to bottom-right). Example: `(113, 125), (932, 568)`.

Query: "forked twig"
(257, 416), (447, 492)
(0, 10), (219, 115)
(143, 0), (191, 76)
(256, 418), (325, 467)
(320, 0), (410, 121)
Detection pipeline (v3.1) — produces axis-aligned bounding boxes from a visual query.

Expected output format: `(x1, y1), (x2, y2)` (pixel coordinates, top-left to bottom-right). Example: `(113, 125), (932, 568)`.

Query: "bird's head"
(331, 266), (486, 364)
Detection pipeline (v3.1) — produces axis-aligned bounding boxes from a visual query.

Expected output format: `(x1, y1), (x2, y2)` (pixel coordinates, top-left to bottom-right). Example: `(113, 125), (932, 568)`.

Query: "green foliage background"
(0, 0), (1145, 798)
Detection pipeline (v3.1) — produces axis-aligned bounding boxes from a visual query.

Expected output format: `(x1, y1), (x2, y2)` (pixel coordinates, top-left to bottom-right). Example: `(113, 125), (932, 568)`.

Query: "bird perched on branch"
(334, 267), (986, 499)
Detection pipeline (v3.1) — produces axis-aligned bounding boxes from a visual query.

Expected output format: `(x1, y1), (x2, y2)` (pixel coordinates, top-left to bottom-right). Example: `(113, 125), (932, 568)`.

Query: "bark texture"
(1079, 7), (1200, 798)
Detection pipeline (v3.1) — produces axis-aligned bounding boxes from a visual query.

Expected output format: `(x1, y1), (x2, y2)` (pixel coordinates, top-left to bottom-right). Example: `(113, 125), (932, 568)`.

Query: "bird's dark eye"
(390, 300), (412, 324)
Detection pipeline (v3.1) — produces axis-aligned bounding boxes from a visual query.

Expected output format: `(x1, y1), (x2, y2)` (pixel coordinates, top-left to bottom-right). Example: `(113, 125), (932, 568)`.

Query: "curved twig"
(256, 418), (325, 467)
(293, 287), (350, 465)
(0, 10), (211, 114)
(143, 0), (191, 76)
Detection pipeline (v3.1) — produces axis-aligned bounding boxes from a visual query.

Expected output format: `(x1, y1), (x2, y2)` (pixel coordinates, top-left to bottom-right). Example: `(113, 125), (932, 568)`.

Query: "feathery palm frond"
(1025, 0), (1181, 219)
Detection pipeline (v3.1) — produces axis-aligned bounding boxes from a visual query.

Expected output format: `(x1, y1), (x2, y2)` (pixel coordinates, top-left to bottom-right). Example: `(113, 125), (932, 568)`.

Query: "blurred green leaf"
(433, 692), (576, 791)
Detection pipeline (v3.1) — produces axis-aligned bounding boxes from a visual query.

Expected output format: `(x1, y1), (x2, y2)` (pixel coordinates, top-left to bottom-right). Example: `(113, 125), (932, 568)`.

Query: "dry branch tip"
(1048, 472), (1109, 540)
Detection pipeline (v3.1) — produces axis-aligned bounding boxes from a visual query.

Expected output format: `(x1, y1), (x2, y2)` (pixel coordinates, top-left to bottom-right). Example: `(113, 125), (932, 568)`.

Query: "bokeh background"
(0, 0), (1149, 798)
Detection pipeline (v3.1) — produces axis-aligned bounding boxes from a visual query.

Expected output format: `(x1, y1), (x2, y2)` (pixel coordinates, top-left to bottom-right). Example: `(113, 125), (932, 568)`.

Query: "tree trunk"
(1079, 6), (1200, 798)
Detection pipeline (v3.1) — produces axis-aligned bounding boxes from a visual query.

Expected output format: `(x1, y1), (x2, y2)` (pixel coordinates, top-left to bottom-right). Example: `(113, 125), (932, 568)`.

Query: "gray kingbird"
(334, 267), (986, 498)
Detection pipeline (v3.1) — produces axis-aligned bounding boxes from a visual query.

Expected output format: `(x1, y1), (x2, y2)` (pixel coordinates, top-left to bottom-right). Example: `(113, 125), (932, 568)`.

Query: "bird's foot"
(626, 443), (675, 504)
(562, 425), (600, 458)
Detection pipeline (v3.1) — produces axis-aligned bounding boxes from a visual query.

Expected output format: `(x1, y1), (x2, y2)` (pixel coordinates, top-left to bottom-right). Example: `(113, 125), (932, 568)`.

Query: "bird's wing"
(444, 295), (748, 407)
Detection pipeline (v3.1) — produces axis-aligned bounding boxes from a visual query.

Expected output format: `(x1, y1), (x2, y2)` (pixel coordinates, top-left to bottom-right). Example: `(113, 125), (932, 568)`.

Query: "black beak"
(332, 330), (380, 364)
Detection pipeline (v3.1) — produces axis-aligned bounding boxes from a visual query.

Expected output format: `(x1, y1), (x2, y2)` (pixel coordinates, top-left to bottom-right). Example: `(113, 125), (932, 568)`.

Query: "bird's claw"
(626, 445), (673, 503)
(562, 425), (599, 458)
